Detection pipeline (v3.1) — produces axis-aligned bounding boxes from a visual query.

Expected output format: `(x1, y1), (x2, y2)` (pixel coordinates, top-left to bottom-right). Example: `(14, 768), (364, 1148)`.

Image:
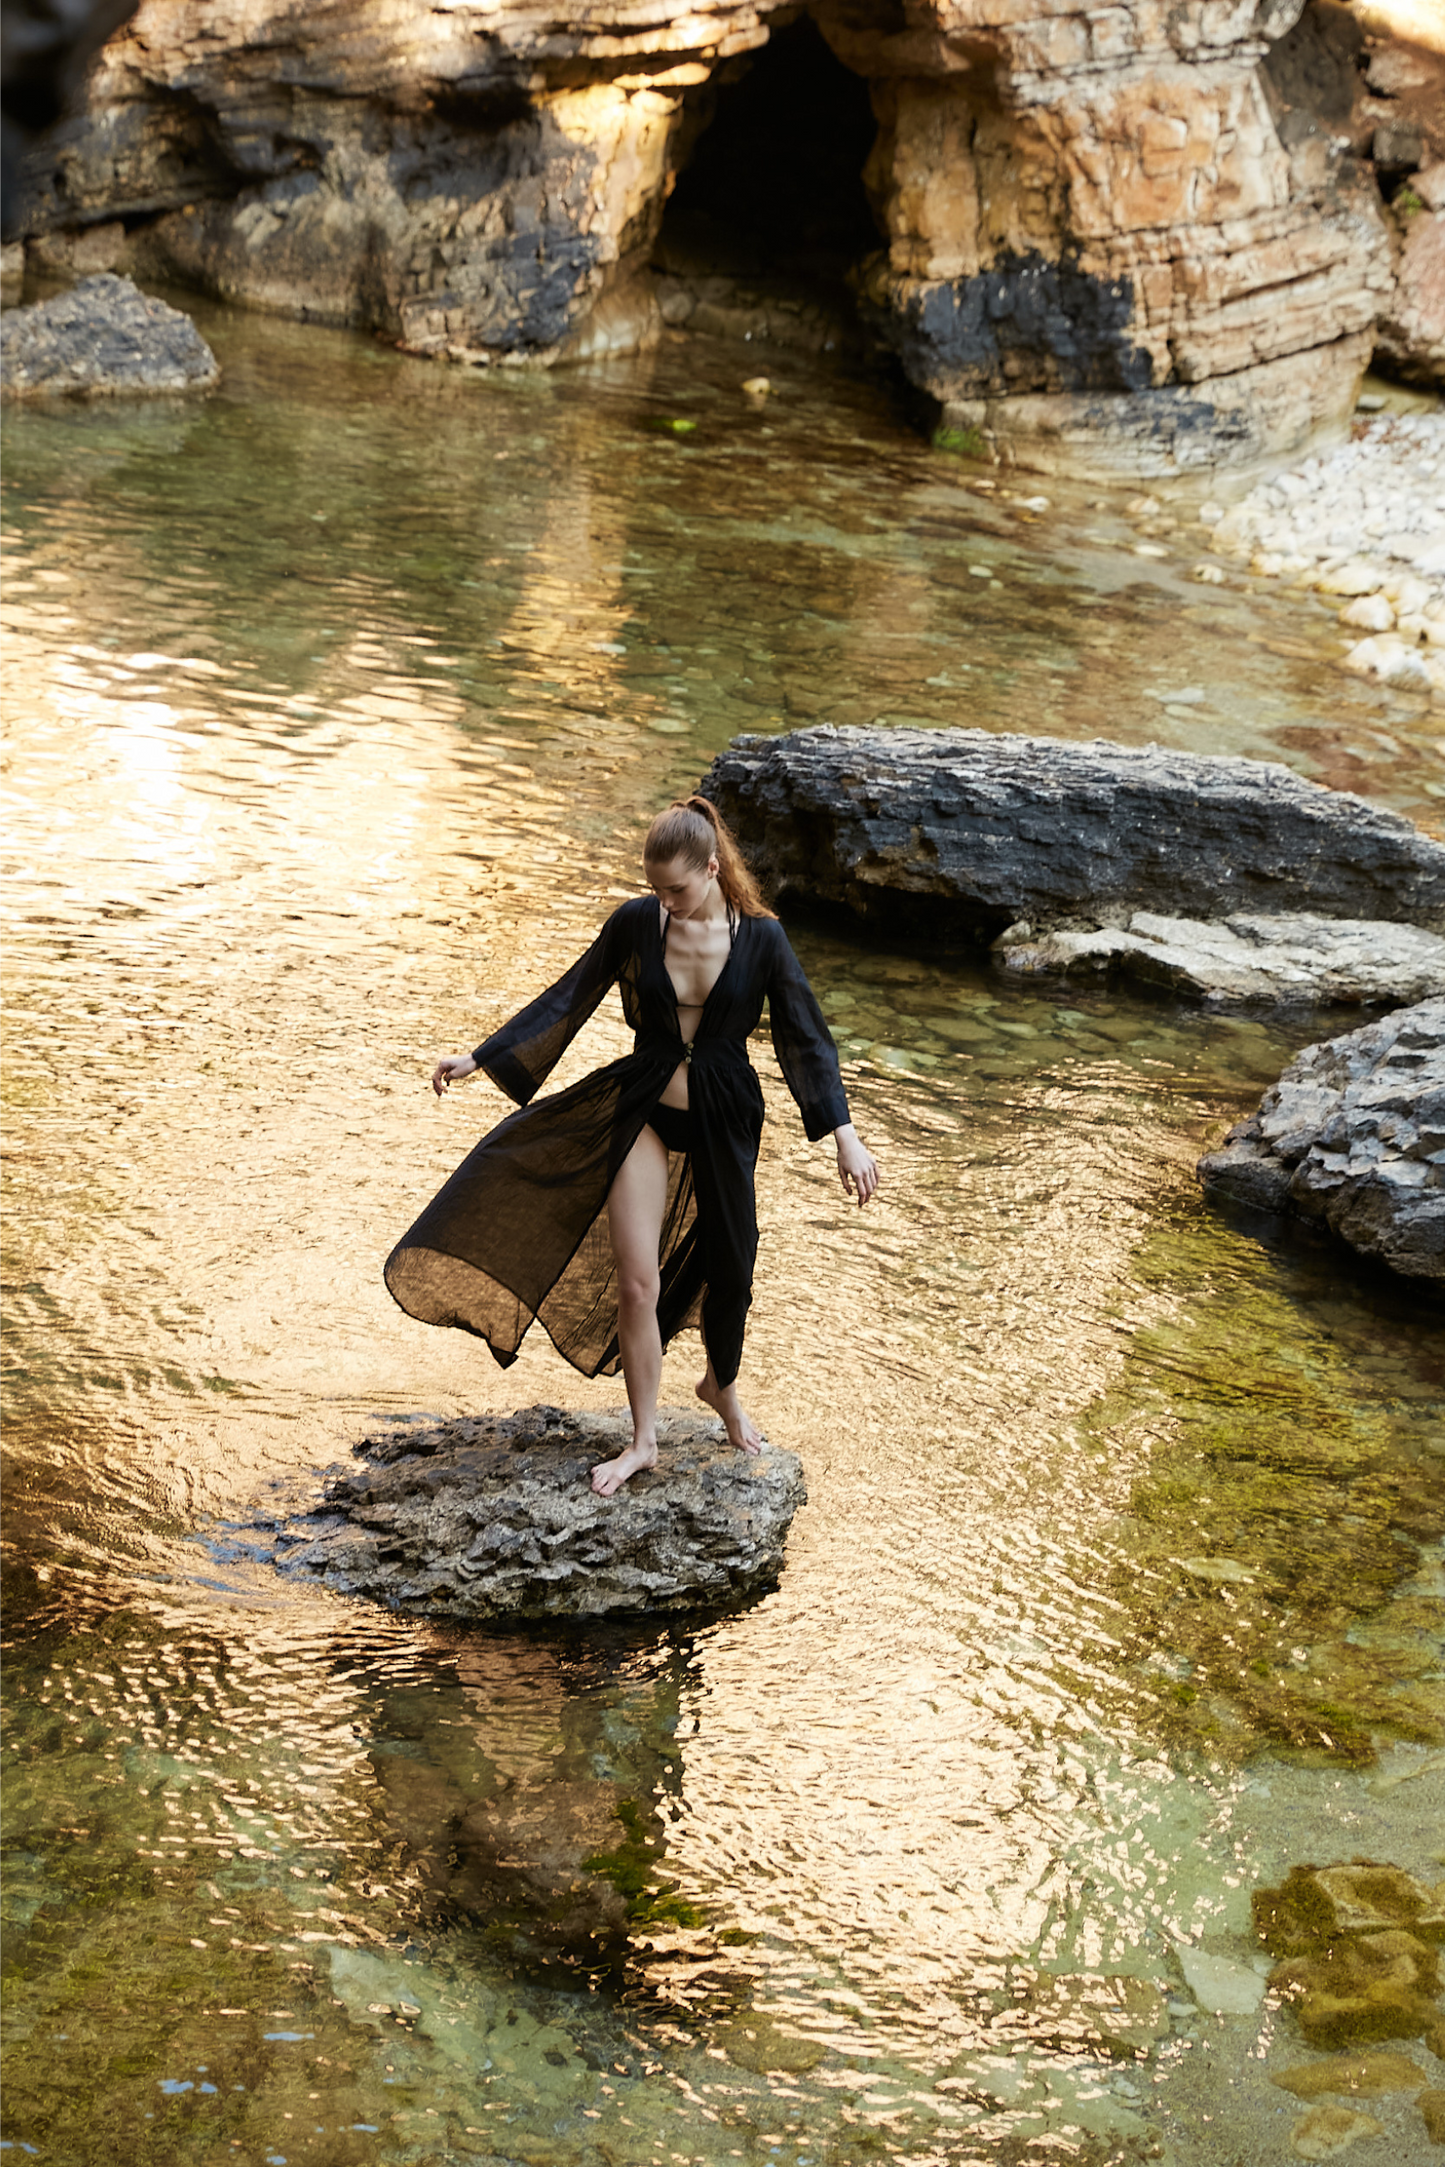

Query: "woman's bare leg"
(593, 1124), (671, 1496)
(696, 1355), (764, 1455)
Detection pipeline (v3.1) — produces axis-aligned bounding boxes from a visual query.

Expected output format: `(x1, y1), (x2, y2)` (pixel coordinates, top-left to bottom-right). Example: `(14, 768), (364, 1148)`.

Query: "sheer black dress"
(384, 896), (850, 1386)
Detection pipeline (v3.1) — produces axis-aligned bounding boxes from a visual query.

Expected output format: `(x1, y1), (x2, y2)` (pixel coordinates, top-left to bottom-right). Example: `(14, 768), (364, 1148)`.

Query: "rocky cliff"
(12, 0), (1435, 470)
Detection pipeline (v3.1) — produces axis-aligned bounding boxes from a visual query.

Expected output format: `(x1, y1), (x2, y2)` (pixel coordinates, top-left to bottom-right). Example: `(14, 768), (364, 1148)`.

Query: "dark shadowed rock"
(0, 272), (218, 398)
(218, 1403), (806, 1620)
(703, 727), (1445, 943)
(1198, 999), (1445, 1283)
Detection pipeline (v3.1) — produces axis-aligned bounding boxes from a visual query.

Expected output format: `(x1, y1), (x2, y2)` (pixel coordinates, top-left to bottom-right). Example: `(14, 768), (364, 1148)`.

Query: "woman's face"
(646, 853), (718, 919)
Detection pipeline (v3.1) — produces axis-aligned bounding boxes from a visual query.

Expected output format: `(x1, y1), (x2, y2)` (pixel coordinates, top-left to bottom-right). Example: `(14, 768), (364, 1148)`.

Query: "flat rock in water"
(1, 272), (219, 399)
(999, 911), (1445, 1007)
(703, 728), (1445, 955)
(216, 1404), (806, 1621)
(1198, 999), (1445, 1282)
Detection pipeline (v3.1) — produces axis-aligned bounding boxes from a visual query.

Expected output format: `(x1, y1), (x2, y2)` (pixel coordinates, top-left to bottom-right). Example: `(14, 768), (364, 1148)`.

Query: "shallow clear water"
(3, 305), (1443, 2167)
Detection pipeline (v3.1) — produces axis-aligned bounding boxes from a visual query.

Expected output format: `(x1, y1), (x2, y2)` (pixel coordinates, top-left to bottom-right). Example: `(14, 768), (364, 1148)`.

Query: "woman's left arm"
(833, 1122), (880, 1207)
(767, 924), (880, 1205)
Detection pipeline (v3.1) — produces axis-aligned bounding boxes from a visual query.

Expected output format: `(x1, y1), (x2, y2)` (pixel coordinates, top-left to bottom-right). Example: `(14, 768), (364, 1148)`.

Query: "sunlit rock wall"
(17, 0), (756, 363)
(835, 0), (1395, 471)
(14, 0), (1415, 469)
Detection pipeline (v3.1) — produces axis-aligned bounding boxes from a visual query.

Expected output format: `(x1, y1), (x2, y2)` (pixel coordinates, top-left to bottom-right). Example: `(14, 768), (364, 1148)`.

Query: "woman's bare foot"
(696, 1372), (764, 1455)
(591, 1436), (658, 1496)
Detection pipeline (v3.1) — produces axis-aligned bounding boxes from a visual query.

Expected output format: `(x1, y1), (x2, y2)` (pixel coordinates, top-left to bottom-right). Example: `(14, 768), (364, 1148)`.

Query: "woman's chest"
(661, 919), (734, 1009)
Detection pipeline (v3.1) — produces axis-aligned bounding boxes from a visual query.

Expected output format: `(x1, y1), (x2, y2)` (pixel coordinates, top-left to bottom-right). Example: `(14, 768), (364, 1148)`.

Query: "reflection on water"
(3, 305), (1442, 2165)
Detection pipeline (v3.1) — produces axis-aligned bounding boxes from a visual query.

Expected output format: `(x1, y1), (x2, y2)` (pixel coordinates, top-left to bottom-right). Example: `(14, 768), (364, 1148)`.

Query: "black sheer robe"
(384, 897), (851, 1386)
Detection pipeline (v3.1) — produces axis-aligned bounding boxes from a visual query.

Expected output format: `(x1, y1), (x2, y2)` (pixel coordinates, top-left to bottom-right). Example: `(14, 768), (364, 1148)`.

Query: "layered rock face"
(1198, 997), (1445, 1280)
(13, 0), (1415, 468)
(844, 0), (1393, 470)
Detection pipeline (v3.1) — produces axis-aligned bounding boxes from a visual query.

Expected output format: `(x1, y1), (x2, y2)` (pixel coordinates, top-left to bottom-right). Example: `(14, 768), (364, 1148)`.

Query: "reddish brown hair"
(644, 796), (774, 919)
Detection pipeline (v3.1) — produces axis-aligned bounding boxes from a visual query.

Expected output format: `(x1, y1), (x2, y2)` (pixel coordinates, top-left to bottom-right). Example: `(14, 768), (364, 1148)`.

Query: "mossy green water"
(1081, 1210), (1444, 1766)
(582, 1799), (707, 1928)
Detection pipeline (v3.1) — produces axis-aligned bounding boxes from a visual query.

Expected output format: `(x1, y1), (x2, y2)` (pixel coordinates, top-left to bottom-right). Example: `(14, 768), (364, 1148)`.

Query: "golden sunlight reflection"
(4, 311), (1441, 2167)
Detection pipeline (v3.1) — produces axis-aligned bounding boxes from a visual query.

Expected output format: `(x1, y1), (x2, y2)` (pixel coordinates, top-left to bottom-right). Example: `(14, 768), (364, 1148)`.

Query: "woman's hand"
(432, 1053), (478, 1097)
(834, 1123), (879, 1207)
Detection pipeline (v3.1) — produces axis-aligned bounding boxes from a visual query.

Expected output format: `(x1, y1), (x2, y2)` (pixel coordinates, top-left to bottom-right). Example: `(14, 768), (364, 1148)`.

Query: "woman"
(385, 797), (879, 1495)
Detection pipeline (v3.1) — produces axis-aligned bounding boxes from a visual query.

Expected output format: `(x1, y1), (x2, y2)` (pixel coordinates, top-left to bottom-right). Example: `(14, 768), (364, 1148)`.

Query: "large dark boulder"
(1198, 998), (1445, 1282)
(219, 1403), (806, 1621)
(702, 727), (1445, 944)
(0, 271), (218, 398)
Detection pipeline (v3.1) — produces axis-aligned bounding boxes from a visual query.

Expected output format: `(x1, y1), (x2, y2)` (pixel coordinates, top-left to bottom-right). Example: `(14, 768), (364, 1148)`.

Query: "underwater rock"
(715, 2018), (826, 2074)
(703, 728), (1445, 961)
(1177, 1948), (1265, 2015)
(1269, 1931), (1440, 2050)
(1254, 1863), (1445, 1959)
(998, 911), (1445, 1009)
(1271, 2051), (1430, 2098)
(1015, 1971), (1170, 2060)
(1289, 2103), (1384, 2158)
(0, 273), (218, 399)
(1421, 2088), (1445, 2143)
(219, 1403), (806, 1621)
(1255, 1861), (1445, 2050)
(1198, 999), (1445, 1283)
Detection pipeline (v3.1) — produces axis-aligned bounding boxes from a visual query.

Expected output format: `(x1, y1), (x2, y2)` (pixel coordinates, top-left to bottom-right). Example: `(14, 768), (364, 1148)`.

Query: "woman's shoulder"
(602, 894), (656, 946)
(602, 893), (651, 927)
(747, 911), (787, 954)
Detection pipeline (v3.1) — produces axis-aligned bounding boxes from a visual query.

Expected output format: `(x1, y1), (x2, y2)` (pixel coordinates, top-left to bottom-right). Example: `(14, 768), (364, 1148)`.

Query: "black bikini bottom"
(646, 1102), (692, 1155)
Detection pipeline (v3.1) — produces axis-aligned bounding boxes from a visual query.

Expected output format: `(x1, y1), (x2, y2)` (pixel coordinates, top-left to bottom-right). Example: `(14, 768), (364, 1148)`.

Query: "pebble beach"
(1197, 409), (1445, 699)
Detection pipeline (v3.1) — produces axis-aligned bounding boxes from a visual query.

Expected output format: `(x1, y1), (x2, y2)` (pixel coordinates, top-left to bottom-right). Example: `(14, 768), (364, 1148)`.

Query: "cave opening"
(656, 16), (881, 306)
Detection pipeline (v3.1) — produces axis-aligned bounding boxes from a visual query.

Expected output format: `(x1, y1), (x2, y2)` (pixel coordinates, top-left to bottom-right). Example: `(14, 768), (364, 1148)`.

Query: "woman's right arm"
(430, 903), (633, 1106)
(432, 1053), (478, 1096)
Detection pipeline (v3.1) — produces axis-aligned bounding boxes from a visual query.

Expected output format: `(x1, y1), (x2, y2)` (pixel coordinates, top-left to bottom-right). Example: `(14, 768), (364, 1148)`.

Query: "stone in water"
(1, 273), (219, 400)
(1290, 2104), (1383, 2158)
(215, 1403), (807, 1621)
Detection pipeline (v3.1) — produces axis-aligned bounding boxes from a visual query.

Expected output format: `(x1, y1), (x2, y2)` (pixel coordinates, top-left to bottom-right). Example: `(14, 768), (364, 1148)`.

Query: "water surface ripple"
(3, 307), (1442, 2167)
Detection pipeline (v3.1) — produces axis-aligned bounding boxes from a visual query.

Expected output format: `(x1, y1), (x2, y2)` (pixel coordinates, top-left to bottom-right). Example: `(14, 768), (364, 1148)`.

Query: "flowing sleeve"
(471, 905), (630, 1105)
(766, 922), (851, 1142)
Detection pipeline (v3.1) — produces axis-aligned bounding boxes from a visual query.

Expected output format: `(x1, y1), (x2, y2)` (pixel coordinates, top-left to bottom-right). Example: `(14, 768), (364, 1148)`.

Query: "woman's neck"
(667, 894), (729, 929)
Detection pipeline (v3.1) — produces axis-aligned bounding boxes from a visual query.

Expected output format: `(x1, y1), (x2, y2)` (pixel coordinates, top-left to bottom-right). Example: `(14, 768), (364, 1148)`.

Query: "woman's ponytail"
(644, 795), (775, 918)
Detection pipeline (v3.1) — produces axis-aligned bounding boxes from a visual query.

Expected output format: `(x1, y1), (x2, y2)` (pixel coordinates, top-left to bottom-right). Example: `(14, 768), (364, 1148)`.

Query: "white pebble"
(1342, 635), (1432, 686)
(1339, 593), (1395, 631)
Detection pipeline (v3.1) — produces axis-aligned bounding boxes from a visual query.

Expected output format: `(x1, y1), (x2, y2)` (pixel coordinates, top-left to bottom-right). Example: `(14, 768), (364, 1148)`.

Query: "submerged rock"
(1288, 2103), (1384, 2158)
(0, 273), (219, 400)
(1254, 1864), (1445, 1956)
(1254, 1862), (1445, 2051)
(1177, 1948), (1265, 2016)
(1271, 2051), (1430, 2099)
(1270, 1930), (1440, 2051)
(1198, 999), (1445, 1282)
(703, 729), (1445, 994)
(1014, 1971), (1170, 2061)
(219, 1403), (806, 1621)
